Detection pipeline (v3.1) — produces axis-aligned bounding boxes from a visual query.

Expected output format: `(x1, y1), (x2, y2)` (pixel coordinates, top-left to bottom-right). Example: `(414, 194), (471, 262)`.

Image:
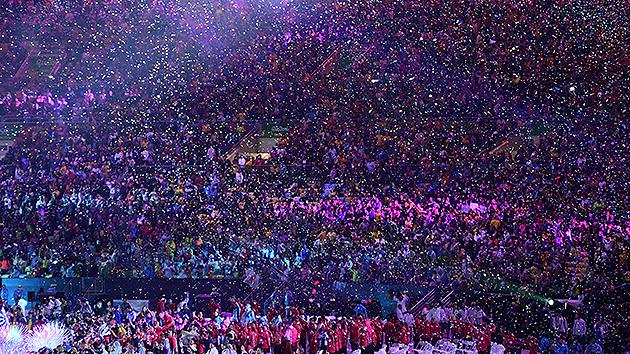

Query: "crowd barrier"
(1, 277), (247, 310)
(0, 277), (435, 317)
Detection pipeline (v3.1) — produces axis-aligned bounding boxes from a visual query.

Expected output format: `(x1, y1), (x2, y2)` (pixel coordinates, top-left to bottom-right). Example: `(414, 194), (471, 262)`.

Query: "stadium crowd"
(0, 0), (627, 352)
(0, 291), (612, 354)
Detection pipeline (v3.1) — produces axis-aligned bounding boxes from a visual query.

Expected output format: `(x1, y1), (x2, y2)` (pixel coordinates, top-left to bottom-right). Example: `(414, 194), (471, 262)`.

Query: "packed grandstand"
(0, 0), (627, 353)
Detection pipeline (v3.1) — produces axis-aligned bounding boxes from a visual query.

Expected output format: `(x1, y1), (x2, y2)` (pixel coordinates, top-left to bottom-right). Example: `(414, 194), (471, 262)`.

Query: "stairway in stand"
(0, 115), (23, 161)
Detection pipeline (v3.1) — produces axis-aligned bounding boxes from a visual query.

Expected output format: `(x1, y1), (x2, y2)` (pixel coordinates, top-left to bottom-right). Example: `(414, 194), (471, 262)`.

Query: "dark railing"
(0, 276), (435, 317)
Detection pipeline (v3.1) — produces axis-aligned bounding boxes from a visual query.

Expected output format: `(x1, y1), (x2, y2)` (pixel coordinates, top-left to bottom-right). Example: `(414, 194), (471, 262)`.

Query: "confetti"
(0, 0), (626, 352)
